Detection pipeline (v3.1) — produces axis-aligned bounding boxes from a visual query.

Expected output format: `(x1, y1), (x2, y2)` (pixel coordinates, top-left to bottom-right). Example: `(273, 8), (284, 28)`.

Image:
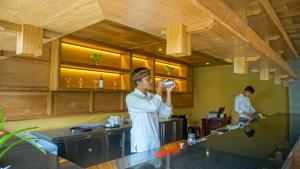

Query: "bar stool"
(188, 126), (201, 138)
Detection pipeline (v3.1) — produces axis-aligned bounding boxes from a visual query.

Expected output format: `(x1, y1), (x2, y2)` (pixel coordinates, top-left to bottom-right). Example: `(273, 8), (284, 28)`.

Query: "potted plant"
(90, 53), (103, 65)
(163, 65), (175, 75)
(0, 108), (45, 167)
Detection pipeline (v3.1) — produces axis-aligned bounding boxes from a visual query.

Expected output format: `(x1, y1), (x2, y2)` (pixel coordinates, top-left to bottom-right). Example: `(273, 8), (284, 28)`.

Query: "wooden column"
(234, 56), (248, 74)
(166, 23), (191, 57)
(16, 24), (43, 56)
(50, 39), (60, 91)
(274, 69), (282, 85)
(259, 57), (269, 80)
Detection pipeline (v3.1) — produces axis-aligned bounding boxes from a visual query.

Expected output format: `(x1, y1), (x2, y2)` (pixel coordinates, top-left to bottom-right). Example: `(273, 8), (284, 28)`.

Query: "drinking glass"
(113, 80), (118, 89)
(187, 133), (196, 145)
(65, 77), (72, 88)
(93, 80), (98, 89)
(78, 78), (84, 88)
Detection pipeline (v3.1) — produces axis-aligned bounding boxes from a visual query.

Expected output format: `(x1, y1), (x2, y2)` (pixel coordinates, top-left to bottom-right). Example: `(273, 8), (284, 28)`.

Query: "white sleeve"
(126, 94), (156, 113)
(235, 96), (243, 114)
(154, 94), (173, 116)
(249, 101), (256, 113)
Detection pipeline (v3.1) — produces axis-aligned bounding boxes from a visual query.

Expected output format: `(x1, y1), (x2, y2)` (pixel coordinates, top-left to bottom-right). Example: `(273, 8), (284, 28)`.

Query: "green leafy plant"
(163, 65), (175, 75)
(0, 108), (46, 159)
(90, 53), (103, 65)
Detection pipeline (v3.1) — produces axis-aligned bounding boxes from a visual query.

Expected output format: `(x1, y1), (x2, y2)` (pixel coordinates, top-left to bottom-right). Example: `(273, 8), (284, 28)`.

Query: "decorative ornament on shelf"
(163, 65), (175, 75)
(0, 107), (45, 164)
(90, 53), (103, 65)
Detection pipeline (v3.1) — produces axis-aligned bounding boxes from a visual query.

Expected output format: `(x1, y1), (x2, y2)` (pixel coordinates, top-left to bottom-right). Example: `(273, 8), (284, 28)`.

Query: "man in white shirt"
(126, 67), (174, 153)
(235, 86), (259, 124)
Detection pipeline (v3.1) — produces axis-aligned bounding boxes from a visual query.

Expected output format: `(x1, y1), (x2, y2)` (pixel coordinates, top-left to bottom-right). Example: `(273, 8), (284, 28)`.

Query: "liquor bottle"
(99, 73), (104, 89)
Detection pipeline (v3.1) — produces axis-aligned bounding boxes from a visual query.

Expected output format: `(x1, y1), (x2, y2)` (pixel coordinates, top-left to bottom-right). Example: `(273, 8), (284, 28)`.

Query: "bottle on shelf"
(99, 73), (104, 89)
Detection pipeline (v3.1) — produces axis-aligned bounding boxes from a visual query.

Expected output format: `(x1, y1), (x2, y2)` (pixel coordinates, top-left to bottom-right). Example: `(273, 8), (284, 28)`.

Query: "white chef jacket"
(235, 93), (256, 119)
(126, 88), (173, 153)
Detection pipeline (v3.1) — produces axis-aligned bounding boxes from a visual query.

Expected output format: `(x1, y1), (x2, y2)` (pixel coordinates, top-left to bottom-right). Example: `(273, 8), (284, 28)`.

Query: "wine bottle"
(99, 73), (104, 89)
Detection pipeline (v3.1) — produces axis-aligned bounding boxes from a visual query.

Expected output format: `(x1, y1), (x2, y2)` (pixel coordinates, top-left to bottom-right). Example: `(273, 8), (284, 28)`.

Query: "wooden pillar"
(166, 23), (191, 57)
(89, 91), (94, 113)
(259, 57), (269, 80)
(274, 69), (282, 85)
(16, 24), (43, 56)
(234, 56), (248, 74)
(50, 39), (60, 91)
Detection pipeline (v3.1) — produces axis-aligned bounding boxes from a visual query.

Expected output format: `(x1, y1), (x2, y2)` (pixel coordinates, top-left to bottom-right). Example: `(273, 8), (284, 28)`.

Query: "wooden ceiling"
(69, 20), (228, 66)
(0, 0), (299, 79)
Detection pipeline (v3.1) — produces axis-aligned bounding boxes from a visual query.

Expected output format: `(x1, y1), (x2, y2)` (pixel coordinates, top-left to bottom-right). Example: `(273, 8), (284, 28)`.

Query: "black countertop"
(2, 114), (299, 169)
(94, 113), (300, 169)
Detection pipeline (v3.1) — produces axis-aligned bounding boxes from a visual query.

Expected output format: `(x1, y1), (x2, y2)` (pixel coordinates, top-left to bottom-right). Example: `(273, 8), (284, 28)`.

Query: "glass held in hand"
(65, 77), (72, 88)
(78, 78), (84, 88)
(163, 80), (175, 88)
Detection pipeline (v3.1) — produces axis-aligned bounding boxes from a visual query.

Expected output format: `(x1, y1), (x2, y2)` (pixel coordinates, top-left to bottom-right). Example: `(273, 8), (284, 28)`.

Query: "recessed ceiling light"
(206, 62), (210, 65)
(158, 48), (162, 51)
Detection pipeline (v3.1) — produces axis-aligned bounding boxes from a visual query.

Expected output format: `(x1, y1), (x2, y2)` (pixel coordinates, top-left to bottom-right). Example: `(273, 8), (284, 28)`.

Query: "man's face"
(244, 91), (252, 97)
(138, 75), (152, 90)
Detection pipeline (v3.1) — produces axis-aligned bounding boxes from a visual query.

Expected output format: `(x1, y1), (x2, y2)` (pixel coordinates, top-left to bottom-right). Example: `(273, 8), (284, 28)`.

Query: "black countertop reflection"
(125, 113), (300, 169)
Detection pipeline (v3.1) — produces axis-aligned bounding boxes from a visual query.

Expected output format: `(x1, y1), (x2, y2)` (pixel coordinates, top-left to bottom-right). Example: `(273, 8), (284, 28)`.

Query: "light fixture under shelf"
(61, 67), (121, 76)
(61, 43), (121, 57)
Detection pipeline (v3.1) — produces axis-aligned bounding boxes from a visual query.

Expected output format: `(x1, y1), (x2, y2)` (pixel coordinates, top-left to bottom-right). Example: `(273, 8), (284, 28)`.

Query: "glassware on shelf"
(78, 78), (84, 88)
(65, 77), (72, 88)
(93, 80), (98, 89)
(112, 79), (118, 89)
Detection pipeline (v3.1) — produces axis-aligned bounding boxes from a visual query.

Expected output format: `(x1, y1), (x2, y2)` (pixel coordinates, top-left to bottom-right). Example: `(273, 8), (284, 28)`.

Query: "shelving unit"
(59, 40), (131, 91)
(48, 38), (193, 109)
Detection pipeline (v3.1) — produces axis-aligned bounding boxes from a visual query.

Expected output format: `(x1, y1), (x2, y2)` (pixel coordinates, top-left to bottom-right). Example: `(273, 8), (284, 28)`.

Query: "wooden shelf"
(57, 88), (130, 92)
(61, 61), (130, 74)
(155, 73), (187, 80)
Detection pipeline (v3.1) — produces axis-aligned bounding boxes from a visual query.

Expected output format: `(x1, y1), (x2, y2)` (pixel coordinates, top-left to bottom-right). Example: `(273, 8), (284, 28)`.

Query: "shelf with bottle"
(60, 42), (130, 71)
(154, 76), (188, 93)
(155, 59), (187, 78)
(59, 67), (130, 91)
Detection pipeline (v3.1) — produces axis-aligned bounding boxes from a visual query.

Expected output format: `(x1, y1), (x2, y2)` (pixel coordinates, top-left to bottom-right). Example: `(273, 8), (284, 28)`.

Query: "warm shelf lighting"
(155, 76), (182, 81)
(61, 43), (121, 57)
(132, 57), (147, 62)
(155, 61), (181, 69)
(61, 68), (121, 76)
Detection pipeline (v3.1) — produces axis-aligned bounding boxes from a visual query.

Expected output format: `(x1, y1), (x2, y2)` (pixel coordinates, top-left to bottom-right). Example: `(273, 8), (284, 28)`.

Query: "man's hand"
(166, 83), (175, 93)
(157, 80), (165, 90)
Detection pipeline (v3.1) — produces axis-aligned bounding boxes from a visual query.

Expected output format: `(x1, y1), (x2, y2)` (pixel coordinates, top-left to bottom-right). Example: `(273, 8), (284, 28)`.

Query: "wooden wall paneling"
(0, 57), (50, 90)
(172, 93), (193, 108)
(52, 91), (90, 115)
(93, 92), (122, 112)
(0, 91), (49, 120)
(47, 91), (53, 115)
(50, 39), (61, 91)
(16, 24), (43, 56)
(89, 91), (94, 113)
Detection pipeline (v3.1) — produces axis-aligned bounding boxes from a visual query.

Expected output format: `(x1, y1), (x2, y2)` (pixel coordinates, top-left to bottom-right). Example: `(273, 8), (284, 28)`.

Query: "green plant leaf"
(17, 135), (46, 155)
(0, 127), (38, 148)
(0, 139), (24, 159)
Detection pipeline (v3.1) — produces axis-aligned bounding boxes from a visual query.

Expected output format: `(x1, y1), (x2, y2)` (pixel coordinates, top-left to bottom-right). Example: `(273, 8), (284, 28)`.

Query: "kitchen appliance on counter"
(171, 115), (188, 139)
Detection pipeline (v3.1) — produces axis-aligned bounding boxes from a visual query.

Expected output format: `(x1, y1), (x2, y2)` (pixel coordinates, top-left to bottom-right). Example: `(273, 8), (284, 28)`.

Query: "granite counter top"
(87, 113), (300, 169)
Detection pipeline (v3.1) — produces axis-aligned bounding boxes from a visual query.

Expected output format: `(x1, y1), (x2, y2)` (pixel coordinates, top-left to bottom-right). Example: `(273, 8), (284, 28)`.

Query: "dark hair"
(244, 127), (255, 137)
(244, 86), (255, 94)
(132, 67), (149, 85)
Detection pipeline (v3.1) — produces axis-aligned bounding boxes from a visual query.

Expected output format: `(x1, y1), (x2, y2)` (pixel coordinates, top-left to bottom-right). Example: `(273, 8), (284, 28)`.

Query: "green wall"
(191, 65), (289, 125)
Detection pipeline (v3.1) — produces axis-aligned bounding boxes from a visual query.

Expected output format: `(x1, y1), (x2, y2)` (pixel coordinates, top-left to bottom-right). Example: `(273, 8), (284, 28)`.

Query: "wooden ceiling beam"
(16, 24), (43, 56)
(277, 6), (300, 19)
(186, 19), (216, 33)
(195, 0), (297, 79)
(0, 20), (63, 43)
(259, 0), (298, 58)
